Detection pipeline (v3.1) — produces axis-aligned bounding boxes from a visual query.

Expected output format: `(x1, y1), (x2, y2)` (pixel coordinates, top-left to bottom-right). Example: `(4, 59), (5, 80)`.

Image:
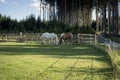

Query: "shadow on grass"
(64, 56), (80, 80)
(0, 44), (111, 64)
(32, 55), (113, 80)
(0, 44), (105, 56)
(33, 57), (63, 80)
(54, 67), (113, 80)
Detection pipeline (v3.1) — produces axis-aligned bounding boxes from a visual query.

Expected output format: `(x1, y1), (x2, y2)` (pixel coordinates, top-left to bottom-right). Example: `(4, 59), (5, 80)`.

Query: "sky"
(0, 0), (41, 20)
(0, 0), (119, 21)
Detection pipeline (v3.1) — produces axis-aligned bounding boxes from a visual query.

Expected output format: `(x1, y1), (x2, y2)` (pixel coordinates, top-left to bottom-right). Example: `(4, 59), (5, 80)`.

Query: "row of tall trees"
(45, 0), (119, 36)
(57, 0), (93, 27)
(45, 0), (93, 26)
(95, 0), (119, 36)
(0, 14), (57, 33)
(0, 13), (95, 34)
(0, 14), (18, 33)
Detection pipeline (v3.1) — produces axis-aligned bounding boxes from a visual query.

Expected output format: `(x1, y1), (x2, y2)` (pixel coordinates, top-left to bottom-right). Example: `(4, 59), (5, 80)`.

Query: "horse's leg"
(62, 39), (65, 45)
(55, 39), (58, 45)
(49, 39), (51, 45)
(53, 39), (55, 45)
(50, 38), (53, 45)
(56, 37), (59, 45)
(67, 40), (69, 44)
(70, 39), (72, 45)
(42, 38), (46, 45)
(69, 40), (71, 45)
(45, 39), (47, 44)
(68, 39), (72, 45)
(71, 38), (73, 45)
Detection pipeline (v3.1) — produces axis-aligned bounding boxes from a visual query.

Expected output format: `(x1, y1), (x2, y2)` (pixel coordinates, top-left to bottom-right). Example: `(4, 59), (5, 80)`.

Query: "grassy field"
(0, 42), (113, 80)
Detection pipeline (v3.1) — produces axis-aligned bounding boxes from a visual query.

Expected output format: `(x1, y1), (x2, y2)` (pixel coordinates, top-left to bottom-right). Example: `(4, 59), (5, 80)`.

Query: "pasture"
(0, 42), (113, 80)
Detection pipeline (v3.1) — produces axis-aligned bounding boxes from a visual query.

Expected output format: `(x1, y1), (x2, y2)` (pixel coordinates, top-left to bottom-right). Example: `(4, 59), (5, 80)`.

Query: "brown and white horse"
(59, 32), (73, 44)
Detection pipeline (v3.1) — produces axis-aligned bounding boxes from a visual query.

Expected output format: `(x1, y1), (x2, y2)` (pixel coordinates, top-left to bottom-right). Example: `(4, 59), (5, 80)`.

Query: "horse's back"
(64, 32), (73, 39)
(41, 32), (58, 45)
(41, 32), (49, 37)
(59, 32), (73, 44)
(41, 32), (56, 39)
(51, 33), (57, 38)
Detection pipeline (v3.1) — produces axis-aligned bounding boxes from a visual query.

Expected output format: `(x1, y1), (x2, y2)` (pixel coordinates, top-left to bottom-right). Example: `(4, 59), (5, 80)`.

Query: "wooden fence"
(0, 33), (97, 44)
(77, 33), (97, 44)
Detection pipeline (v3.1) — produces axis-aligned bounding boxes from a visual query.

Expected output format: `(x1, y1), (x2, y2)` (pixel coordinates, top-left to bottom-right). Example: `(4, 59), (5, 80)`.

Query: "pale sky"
(0, 0), (41, 20)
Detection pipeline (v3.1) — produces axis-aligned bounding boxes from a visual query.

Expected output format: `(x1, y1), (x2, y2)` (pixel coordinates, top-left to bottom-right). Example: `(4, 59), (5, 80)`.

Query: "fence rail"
(0, 33), (97, 44)
(77, 33), (97, 44)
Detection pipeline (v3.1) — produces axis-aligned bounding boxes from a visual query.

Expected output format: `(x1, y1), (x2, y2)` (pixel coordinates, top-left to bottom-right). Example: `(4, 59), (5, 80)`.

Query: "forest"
(0, 0), (120, 36)
(46, 0), (120, 36)
(0, 13), (95, 34)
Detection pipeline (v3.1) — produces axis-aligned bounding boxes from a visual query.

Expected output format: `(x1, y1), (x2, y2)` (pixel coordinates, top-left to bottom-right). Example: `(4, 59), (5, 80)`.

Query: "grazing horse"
(41, 32), (58, 45)
(59, 32), (73, 44)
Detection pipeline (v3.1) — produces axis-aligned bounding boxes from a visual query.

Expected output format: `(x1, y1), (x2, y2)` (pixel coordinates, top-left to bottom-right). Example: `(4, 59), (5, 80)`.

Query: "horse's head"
(58, 33), (65, 45)
(58, 37), (63, 44)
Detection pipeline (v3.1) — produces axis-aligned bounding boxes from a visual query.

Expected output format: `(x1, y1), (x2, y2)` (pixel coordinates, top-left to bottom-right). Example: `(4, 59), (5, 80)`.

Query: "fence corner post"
(94, 34), (97, 44)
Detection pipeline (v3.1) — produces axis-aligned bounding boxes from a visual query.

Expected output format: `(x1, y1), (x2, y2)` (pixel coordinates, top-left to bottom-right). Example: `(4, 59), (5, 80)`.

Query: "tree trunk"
(40, 0), (42, 20)
(99, 12), (102, 32)
(102, 1), (107, 35)
(108, 0), (111, 35)
(96, 1), (99, 32)
(63, 0), (65, 23)
(49, 0), (52, 21)
(53, 1), (56, 21)
(72, 0), (75, 25)
(114, 0), (119, 35)
(112, 1), (115, 35)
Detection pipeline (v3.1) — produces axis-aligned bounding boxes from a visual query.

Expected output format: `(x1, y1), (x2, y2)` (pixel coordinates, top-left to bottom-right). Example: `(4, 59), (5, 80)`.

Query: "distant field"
(0, 42), (113, 80)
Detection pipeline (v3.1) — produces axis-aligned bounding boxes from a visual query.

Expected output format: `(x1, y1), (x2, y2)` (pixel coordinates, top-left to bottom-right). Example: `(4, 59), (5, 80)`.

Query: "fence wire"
(97, 34), (120, 80)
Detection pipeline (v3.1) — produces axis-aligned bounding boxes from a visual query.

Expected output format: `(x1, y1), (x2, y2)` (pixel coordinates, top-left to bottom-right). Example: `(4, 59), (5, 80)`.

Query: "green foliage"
(0, 13), (95, 34)
(110, 37), (120, 43)
(70, 25), (95, 34)
(78, 26), (95, 34)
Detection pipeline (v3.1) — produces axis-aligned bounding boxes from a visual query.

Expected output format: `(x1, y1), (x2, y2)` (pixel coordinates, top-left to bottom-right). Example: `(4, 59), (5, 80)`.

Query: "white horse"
(41, 32), (58, 45)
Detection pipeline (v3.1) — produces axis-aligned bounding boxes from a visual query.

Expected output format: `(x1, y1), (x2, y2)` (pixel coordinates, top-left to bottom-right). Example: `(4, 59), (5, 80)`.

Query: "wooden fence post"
(94, 34), (97, 44)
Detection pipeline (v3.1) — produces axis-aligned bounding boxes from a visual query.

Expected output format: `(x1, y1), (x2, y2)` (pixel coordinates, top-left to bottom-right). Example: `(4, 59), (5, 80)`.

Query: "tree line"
(45, 0), (120, 36)
(0, 14), (95, 34)
(95, 0), (119, 36)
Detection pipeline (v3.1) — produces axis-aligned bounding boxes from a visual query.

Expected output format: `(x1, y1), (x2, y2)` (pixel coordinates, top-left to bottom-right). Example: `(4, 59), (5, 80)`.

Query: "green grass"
(0, 42), (113, 80)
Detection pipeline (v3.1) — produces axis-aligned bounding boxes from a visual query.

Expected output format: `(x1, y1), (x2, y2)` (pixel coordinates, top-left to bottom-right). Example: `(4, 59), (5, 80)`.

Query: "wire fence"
(96, 34), (120, 80)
